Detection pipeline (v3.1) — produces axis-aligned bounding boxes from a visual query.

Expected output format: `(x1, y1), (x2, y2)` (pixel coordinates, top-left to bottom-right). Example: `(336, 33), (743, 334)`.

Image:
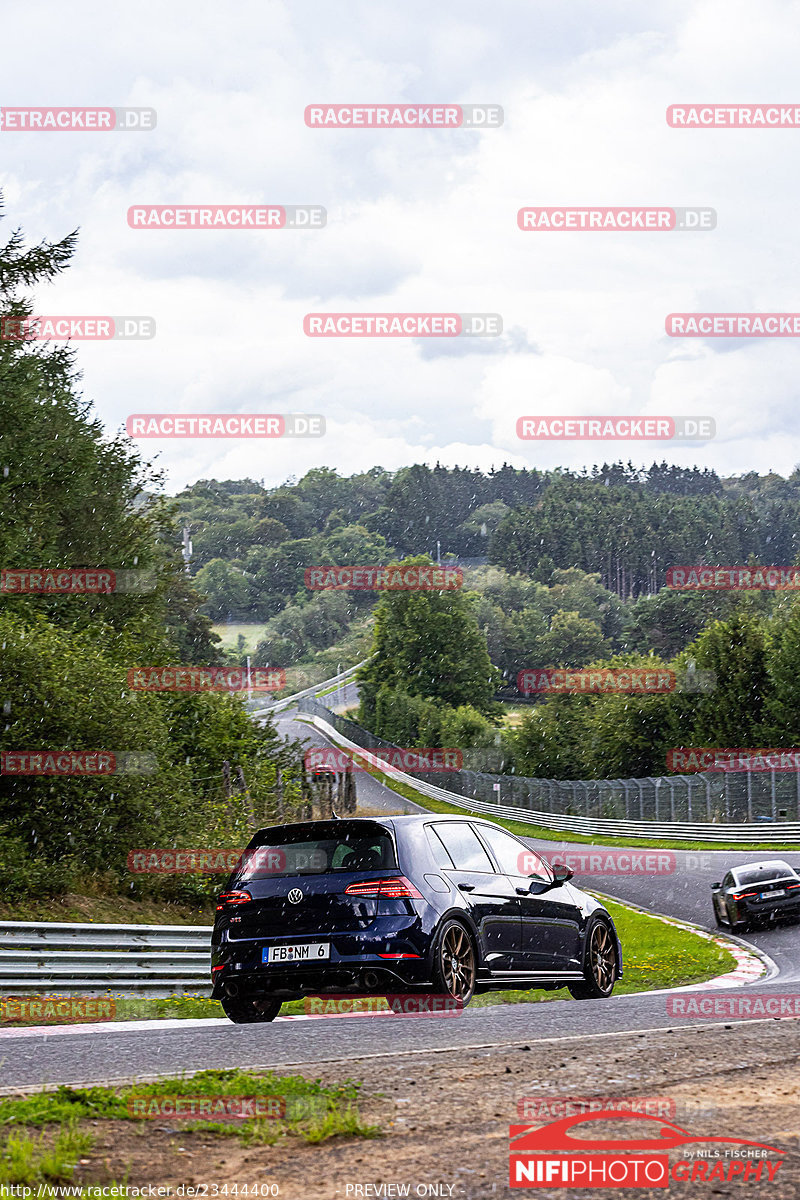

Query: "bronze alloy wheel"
(436, 920), (476, 1004)
(588, 921), (616, 993)
(568, 918), (617, 1000)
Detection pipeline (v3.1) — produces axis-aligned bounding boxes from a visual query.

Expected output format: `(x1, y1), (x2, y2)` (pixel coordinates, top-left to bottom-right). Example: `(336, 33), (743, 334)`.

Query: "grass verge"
(0, 891), (216, 926)
(0, 1069), (381, 1185)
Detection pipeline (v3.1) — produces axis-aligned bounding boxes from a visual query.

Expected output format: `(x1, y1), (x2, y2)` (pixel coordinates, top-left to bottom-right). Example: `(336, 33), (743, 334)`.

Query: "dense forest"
(176, 462), (800, 622)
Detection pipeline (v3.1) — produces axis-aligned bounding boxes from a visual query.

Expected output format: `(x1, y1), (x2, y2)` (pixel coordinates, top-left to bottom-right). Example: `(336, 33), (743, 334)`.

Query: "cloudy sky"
(3, 0), (800, 493)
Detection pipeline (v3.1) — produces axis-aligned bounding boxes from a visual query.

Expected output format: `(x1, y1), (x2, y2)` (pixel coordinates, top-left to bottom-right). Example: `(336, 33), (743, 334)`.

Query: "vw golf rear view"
(211, 815), (622, 1023)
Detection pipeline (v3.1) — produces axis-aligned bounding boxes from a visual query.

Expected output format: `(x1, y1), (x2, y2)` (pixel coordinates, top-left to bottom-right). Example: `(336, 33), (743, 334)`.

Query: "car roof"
(251, 813), (510, 837)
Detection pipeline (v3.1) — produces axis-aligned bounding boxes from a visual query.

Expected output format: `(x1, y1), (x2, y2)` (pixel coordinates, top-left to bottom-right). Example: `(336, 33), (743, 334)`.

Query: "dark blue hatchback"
(211, 814), (622, 1023)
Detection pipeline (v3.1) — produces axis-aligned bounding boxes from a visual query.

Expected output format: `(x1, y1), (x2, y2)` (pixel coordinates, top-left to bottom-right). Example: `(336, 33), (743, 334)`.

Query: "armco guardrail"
(0, 922), (213, 997)
(251, 660), (366, 718)
(299, 699), (800, 844)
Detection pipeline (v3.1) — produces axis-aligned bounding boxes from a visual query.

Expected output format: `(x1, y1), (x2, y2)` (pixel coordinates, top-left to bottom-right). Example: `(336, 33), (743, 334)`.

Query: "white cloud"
(3, 0), (800, 490)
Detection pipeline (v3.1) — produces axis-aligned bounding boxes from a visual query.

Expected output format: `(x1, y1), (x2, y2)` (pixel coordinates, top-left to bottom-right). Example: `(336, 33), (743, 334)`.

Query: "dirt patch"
(57, 1018), (800, 1198)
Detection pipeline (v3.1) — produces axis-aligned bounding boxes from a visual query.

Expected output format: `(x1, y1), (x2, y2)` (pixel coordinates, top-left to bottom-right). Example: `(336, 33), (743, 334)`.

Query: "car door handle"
(458, 883), (475, 892)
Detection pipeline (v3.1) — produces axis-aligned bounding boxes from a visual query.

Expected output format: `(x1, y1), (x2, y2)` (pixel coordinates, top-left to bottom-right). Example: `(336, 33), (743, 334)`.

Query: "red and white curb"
(590, 892), (775, 997)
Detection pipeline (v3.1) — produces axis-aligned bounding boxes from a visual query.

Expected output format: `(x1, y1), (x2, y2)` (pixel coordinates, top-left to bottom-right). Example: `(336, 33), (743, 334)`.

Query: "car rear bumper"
(740, 898), (800, 922)
(212, 959), (434, 1000)
(211, 917), (433, 1000)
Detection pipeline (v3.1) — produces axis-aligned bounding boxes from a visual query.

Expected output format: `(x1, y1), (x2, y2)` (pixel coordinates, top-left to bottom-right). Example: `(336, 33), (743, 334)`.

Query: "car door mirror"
(711, 882), (722, 890)
(549, 863), (574, 885)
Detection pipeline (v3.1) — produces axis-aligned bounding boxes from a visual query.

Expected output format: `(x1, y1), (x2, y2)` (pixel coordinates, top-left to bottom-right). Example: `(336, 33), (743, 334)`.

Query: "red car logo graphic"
(510, 1110), (785, 1156)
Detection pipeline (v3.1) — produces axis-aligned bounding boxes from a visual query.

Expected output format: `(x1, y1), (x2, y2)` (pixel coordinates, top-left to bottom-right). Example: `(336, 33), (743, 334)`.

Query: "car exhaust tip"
(224, 981), (239, 998)
(362, 971), (380, 990)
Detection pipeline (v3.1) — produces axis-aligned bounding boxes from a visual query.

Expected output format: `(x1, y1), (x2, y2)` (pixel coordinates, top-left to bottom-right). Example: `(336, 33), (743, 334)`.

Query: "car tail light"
(731, 890), (758, 900)
(344, 876), (423, 899)
(216, 889), (252, 911)
(788, 883), (800, 890)
(377, 952), (423, 959)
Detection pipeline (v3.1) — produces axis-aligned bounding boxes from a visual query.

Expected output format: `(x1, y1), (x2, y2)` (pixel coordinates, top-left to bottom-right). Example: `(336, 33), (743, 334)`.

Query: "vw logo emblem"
(287, 888), (303, 904)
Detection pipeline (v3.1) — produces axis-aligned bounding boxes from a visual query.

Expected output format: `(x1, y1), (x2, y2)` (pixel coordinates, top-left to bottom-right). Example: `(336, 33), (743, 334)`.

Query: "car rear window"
(735, 865), (794, 886)
(234, 822), (397, 880)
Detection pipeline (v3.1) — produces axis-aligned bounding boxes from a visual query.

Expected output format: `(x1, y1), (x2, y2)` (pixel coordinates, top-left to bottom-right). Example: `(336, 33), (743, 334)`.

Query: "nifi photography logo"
(509, 1109), (784, 1188)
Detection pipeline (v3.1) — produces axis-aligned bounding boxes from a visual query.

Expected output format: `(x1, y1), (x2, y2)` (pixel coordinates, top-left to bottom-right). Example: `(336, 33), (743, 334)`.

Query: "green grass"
(210, 623), (270, 653)
(317, 679), (353, 698)
(0, 890), (215, 926)
(0, 1119), (93, 1185)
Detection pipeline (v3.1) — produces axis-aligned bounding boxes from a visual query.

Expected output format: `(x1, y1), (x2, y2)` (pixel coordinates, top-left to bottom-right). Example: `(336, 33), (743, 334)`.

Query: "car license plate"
(761, 889), (785, 899)
(263, 943), (330, 964)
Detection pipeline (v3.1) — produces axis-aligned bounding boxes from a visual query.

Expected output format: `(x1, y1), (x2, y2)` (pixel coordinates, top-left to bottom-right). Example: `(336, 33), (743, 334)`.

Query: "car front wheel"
(568, 918), (617, 1000)
(220, 996), (283, 1024)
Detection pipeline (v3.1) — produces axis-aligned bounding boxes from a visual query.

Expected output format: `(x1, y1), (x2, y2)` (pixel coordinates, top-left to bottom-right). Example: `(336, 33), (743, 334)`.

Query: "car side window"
(425, 826), (455, 870)
(477, 824), (551, 881)
(432, 822), (494, 872)
(722, 873), (733, 889)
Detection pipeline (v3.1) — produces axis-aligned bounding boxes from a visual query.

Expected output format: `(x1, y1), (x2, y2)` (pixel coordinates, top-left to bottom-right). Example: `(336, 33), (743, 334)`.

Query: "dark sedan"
(711, 860), (800, 932)
(211, 814), (623, 1023)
